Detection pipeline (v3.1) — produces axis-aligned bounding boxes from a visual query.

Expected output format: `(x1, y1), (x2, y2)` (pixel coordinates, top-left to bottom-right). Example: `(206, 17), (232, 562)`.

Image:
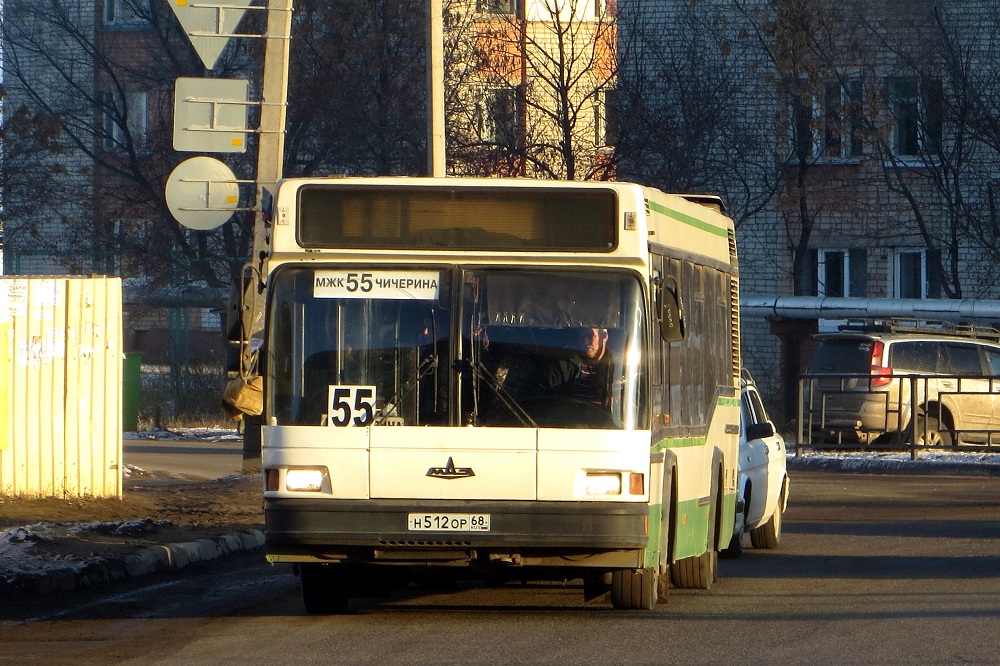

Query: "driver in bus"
(546, 326), (614, 406)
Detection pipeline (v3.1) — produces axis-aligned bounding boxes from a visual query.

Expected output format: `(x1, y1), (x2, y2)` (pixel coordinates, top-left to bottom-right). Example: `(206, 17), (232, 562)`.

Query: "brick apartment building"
(618, 0), (1000, 420)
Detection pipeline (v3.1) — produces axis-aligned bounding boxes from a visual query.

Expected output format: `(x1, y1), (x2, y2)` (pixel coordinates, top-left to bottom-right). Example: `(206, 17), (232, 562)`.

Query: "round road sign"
(165, 156), (240, 230)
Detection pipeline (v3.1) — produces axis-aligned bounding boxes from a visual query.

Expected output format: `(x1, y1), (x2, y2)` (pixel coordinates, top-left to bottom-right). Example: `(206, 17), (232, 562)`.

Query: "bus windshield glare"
(266, 266), (646, 429)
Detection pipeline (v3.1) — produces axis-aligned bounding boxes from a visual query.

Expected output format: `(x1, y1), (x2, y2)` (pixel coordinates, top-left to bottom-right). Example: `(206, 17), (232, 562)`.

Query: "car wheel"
(750, 503), (782, 549)
(914, 415), (953, 447)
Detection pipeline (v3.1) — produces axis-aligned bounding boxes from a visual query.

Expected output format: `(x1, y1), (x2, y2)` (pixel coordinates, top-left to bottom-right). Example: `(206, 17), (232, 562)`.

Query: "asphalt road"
(124, 437), (245, 480)
(3, 470), (1000, 665)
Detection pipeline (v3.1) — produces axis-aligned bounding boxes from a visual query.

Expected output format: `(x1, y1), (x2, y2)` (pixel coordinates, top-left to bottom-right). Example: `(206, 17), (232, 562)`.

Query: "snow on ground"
(124, 427), (241, 442)
(792, 449), (1000, 465)
(3, 428), (238, 582)
(2, 523), (99, 579)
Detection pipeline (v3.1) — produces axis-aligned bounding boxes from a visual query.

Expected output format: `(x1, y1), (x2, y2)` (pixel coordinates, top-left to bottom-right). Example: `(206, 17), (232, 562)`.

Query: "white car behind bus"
(724, 376), (790, 557)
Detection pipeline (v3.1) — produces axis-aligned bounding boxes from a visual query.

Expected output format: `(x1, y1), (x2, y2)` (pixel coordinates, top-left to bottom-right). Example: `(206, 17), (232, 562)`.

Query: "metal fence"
(798, 372), (1000, 459)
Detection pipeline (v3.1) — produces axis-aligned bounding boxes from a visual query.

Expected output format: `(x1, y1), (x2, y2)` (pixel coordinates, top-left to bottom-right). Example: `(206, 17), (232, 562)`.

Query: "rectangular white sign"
(313, 270), (441, 300)
(326, 385), (377, 427)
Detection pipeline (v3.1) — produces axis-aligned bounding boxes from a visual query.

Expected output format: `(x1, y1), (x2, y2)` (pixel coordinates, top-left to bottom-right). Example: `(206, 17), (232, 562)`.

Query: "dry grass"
(136, 364), (235, 430)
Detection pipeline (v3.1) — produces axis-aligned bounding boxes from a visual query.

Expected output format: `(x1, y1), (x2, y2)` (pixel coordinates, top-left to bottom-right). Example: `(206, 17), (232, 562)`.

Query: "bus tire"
(299, 564), (351, 615)
(610, 567), (658, 610)
(670, 549), (717, 590)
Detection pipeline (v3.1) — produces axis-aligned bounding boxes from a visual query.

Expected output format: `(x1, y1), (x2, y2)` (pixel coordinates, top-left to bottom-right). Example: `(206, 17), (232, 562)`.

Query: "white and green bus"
(259, 177), (741, 612)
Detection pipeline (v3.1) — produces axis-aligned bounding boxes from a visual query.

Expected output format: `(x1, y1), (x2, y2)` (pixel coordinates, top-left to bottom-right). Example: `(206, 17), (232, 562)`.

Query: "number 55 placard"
(326, 385), (377, 427)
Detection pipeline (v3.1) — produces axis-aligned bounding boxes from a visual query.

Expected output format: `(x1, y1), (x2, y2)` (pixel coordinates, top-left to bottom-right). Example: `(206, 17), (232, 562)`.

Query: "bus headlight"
(284, 467), (327, 492)
(585, 472), (622, 496)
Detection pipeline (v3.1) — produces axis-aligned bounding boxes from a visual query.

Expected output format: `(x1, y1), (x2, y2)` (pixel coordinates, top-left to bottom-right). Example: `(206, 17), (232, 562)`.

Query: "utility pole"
(237, 0), (293, 470)
(428, 0), (446, 176)
(238, 0), (292, 381)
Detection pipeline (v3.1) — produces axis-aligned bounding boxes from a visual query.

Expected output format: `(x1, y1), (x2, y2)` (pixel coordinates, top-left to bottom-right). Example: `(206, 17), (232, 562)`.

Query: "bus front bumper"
(264, 497), (650, 568)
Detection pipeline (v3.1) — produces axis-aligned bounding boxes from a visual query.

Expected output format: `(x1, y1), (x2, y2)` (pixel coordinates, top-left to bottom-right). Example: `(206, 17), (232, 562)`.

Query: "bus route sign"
(313, 270), (440, 300)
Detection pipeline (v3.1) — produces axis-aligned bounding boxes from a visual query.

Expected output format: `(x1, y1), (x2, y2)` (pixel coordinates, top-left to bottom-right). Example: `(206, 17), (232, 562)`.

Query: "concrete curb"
(1, 529), (264, 598)
(787, 455), (1000, 477)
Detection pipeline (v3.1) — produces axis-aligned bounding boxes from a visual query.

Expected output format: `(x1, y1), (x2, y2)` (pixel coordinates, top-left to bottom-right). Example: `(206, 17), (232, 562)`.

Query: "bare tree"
(729, 0), (873, 295)
(866, 4), (1000, 299)
(1, 0), (257, 289)
(614, 1), (780, 230)
(283, 0), (428, 177)
(448, 0), (616, 180)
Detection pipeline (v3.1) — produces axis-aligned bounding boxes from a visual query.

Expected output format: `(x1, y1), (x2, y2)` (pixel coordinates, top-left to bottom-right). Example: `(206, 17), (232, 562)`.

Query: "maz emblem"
(426, 457), (475, 479)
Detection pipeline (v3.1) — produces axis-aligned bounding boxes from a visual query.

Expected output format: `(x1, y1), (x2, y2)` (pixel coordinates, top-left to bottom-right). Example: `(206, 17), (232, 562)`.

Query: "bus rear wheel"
(610, 567), (658, 610)
(670, 549), (718, 590)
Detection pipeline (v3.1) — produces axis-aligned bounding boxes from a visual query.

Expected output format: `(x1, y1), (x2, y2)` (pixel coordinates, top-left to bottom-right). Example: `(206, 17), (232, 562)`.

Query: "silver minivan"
(804, 326), (1000, 446)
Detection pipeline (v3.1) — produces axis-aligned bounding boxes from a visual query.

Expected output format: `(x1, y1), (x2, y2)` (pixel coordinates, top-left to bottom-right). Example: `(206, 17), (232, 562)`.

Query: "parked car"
(724, 375), (789, 557)
(804, 323), (1000, 447)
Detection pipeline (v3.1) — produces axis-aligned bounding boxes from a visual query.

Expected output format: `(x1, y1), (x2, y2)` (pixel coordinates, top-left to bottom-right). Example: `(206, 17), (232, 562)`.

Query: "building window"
(791, 85), (818, 159)
(102, 90), (149, 153)
(888, 77), (942, 158)
(476, 87), (518, 146)
(477, 0), (519, 14)
(823, 79), (864, 158)
(808, 248), (867, 297)
(893, 249), (941, 299)
(595, 88), (619, 147)
(594, 0), (616, 17)
(792, 79), (863, 160)
(104, 0), (150, 26)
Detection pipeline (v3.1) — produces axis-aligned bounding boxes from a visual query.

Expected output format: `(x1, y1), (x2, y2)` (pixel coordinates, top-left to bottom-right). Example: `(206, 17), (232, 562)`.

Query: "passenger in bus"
(546, 326), (614, 406)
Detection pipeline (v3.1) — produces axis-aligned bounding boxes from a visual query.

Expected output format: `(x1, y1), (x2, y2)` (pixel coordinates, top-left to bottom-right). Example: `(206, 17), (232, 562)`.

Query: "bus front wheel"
(299, 564), (351, 615)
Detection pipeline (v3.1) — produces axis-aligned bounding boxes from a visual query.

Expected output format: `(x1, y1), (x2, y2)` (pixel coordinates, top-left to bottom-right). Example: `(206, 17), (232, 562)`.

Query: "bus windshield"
(266, 266), (645, 429)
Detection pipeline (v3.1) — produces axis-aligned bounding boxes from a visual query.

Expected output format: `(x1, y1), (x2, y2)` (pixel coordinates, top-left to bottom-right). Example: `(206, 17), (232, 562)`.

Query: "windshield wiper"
(372, 355), (439, 425)
(469, 360), (537, 428)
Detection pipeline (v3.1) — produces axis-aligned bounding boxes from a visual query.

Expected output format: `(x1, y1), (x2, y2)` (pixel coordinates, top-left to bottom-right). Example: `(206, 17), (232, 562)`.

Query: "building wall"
(618, 0), (1000, 421)
(1, 0), (98, 276)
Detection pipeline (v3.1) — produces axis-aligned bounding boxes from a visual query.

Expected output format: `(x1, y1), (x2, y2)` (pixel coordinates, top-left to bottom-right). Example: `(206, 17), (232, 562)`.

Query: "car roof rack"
(836, 318), (1000, 343)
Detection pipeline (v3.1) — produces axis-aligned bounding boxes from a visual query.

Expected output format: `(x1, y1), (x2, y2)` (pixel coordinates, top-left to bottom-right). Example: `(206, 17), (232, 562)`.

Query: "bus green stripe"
(651, 397), (739, 452)
(653, 436), (705, 452)
(647, 200), (730, 238)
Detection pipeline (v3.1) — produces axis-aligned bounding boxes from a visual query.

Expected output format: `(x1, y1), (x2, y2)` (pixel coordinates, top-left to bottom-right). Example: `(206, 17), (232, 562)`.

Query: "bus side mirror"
(659, 282), (685, 342)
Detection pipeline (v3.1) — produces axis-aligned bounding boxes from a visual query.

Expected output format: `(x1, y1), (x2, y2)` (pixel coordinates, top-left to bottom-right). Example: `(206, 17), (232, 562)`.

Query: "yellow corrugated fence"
(0, 277), (123, 498)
